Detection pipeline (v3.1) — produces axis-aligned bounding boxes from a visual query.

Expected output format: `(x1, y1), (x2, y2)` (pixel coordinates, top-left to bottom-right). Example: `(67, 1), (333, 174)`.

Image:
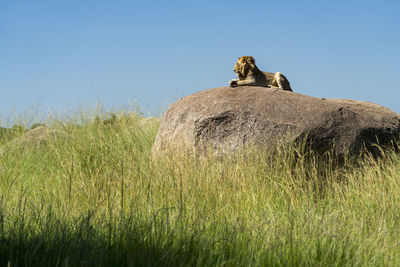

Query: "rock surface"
(152, 86), (400, 157)
(6, 126), (63, 149)
(22, 126), (51, 143)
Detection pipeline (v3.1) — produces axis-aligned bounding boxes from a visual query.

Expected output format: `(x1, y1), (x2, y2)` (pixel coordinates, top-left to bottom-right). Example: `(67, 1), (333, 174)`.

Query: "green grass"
(1, 108), (400, 266)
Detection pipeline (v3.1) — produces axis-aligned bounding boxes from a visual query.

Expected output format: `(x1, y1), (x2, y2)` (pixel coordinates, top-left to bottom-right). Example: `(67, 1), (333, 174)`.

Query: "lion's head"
(233, 56), (256, 79)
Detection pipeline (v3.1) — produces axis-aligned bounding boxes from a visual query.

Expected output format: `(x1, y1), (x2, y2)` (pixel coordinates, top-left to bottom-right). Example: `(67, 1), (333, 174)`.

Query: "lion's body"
(229, 56), (292, 91)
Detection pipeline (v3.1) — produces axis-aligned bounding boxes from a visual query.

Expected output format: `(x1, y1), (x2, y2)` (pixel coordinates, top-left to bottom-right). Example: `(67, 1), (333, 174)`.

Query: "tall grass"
(0, 108), (400, 266)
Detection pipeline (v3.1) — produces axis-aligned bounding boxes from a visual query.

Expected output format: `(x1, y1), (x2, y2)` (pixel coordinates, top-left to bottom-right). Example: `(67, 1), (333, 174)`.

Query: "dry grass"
(0, 108), (399, 266)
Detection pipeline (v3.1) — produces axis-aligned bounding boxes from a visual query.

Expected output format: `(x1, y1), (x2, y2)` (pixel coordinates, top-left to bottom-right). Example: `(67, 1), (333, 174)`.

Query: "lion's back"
(261, 71), (275, 81)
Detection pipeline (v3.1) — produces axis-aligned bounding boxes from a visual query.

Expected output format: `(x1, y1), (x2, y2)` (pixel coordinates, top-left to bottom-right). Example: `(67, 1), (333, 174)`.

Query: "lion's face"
(233, 56), (255, 79)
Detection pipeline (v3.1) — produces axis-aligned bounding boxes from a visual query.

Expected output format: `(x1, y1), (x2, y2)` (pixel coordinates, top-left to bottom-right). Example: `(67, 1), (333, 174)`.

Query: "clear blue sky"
(1, 1), (399, 124)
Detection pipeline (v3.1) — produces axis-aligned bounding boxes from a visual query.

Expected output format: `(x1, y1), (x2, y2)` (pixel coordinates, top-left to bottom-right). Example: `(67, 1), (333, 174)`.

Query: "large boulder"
(152, 86), (400, 157)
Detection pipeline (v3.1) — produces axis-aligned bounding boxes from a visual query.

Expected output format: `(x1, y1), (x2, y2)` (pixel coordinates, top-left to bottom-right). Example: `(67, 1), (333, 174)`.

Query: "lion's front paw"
(229, 79), (238, 87)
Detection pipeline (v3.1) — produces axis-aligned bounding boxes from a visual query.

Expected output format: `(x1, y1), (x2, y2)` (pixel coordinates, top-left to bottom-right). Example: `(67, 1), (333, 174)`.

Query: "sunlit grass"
(0, 107), (399, 266)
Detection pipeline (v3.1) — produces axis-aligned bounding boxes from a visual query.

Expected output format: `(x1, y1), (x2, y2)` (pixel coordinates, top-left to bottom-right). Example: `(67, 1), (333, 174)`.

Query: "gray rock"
(6, 126), (64, 149)
(152, 86), (400, 157)
(22, 126), (51, 143)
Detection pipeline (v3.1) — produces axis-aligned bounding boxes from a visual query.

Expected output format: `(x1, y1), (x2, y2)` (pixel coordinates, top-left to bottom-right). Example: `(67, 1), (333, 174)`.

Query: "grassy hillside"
(1, 109), (400, 266)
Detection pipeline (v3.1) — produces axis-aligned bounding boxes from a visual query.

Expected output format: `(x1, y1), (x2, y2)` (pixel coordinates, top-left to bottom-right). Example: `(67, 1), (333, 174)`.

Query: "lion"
(229, 56), (292, 91)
